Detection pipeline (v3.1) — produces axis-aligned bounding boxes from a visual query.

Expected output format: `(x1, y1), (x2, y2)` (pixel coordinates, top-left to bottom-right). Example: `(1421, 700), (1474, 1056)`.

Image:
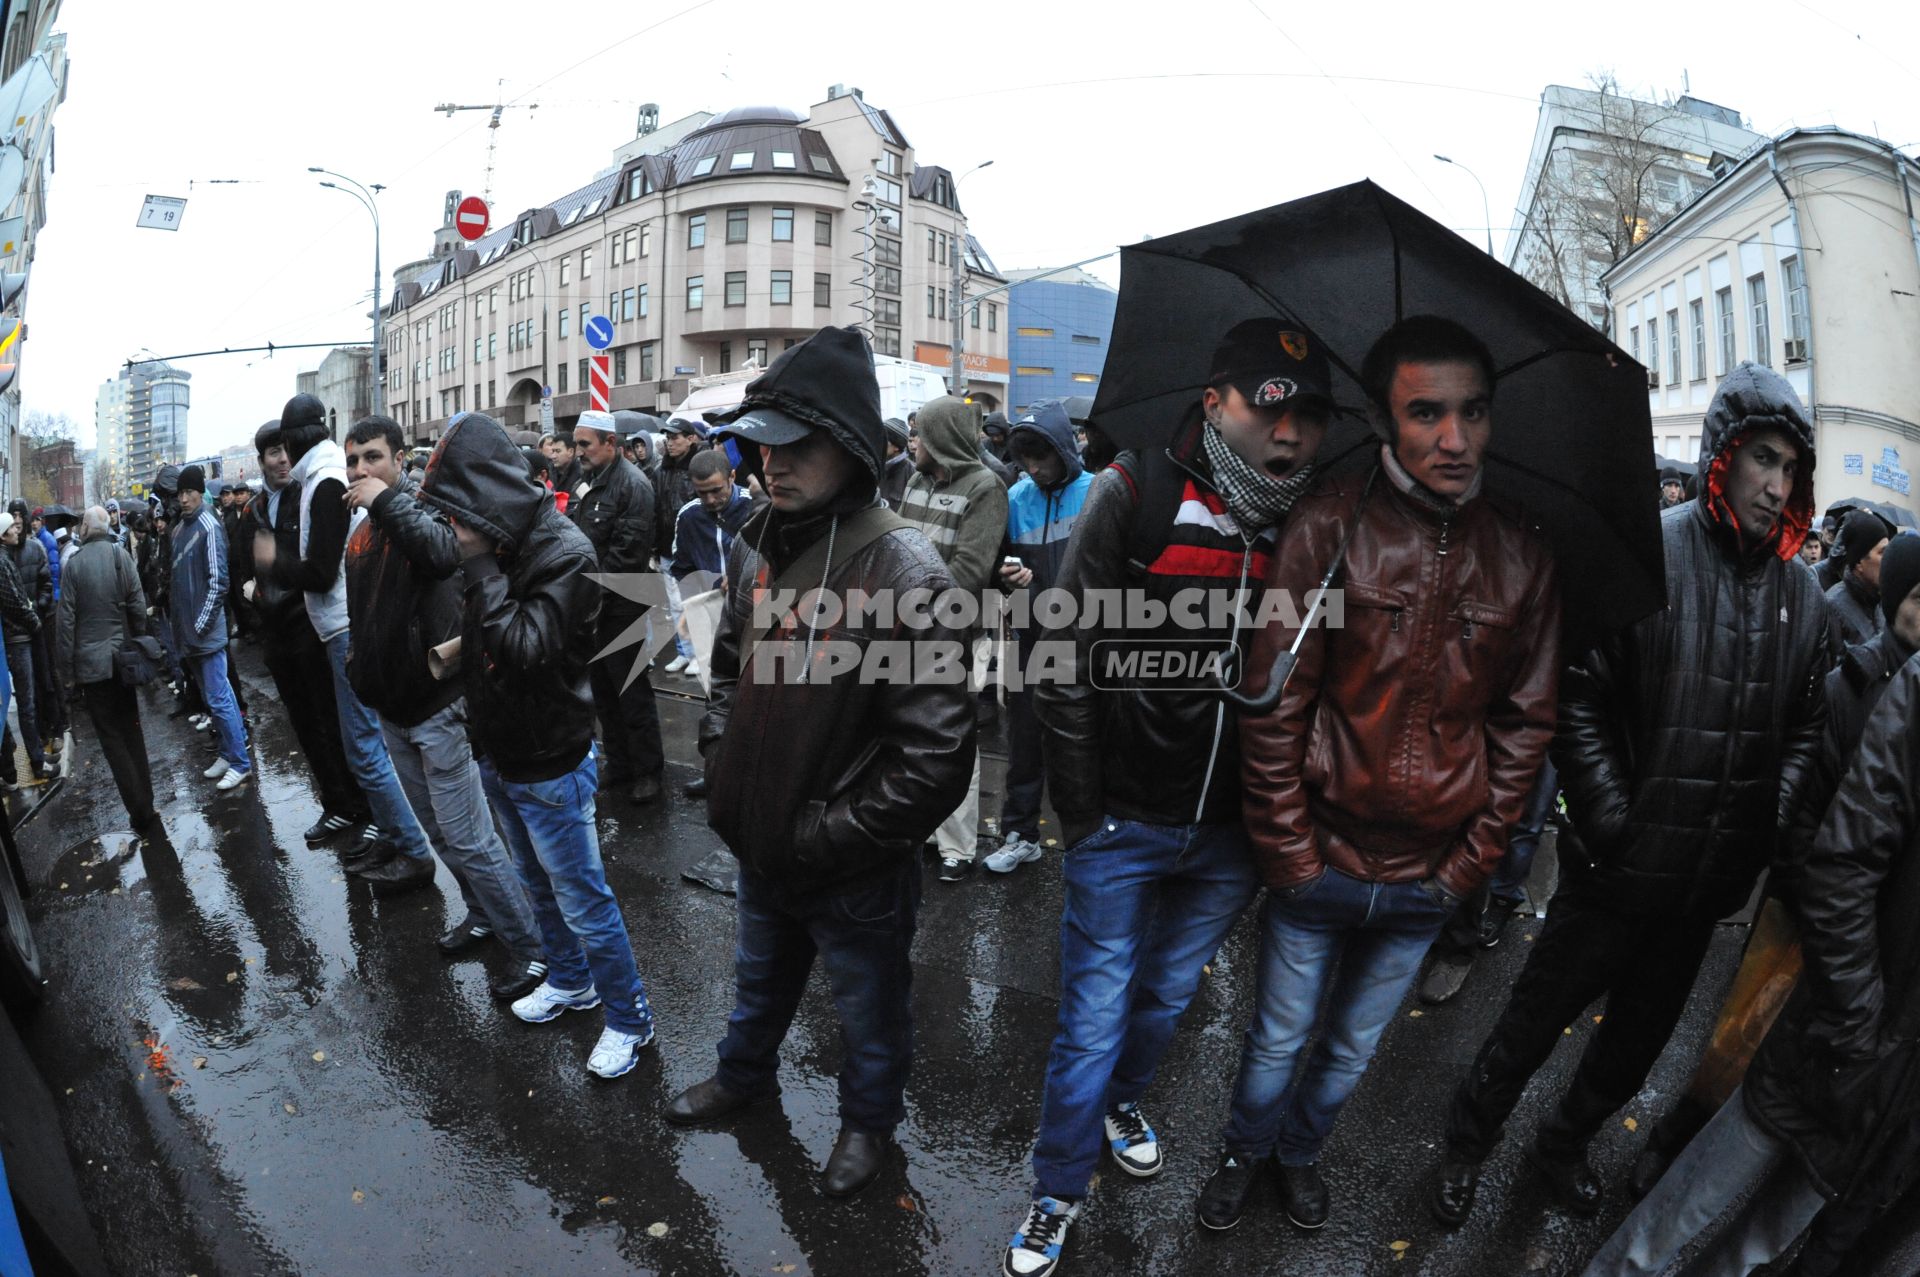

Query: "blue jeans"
(189, 648), (249, 773)
(324, 632), (429, 860)
(1031, 818), (1257, 1201)
(716, 858), (921, 1135)
(1223, 868), (1453, 1164)
(478, 750), (652, 1036)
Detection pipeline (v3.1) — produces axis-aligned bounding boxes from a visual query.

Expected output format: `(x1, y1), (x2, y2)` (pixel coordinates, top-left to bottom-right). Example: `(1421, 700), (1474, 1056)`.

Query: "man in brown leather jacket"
(1197, 315), (1561, 1233)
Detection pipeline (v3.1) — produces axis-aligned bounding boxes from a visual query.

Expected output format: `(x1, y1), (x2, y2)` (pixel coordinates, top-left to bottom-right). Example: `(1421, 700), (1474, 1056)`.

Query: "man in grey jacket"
(57, 507), (160, 836)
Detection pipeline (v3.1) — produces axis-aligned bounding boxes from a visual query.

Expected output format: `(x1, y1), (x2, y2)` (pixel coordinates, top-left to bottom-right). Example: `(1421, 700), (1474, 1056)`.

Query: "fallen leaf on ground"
(167, 977), (204, 991)
(1409, 1009), (1425, 1018)
(193, 1056), (207, 1070)
(1623, 1117), (1638, 1131)
(244, 957), (256, 966)
(351, 1189), (365, 1204)
(646, 1222), (668, 1237)
(311, 1051), (326, 1063)
(895, 1194), (917, 1212)
(225, 972), (239, 984)
(283, 1102), (297, 1115)
(1593, 1014), (1604, 1024)
(1390, 1240), (1411, 1260)
(596, 1195), (617, 1206)
(774, 1265), (796, 1274)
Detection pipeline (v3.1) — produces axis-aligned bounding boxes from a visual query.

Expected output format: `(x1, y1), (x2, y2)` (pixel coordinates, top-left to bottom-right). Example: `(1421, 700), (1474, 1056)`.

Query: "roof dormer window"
(730, 151), (756, 170)
(692, 155), (718, 177)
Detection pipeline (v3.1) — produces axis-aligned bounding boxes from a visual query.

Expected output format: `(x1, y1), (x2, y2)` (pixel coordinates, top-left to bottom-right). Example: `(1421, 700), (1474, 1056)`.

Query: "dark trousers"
(716, 858), (921, 1136)
(1444, 886), (1718, 1162)
(5, 640), (41, 764)
(588, 611), (663, 781)
(262, 629), (367, 821)
(82, 680), (155, 828)
(31, 626), (64, 737)
(1433, 760), (1557, 959)
(1000, 683), (1045, 840)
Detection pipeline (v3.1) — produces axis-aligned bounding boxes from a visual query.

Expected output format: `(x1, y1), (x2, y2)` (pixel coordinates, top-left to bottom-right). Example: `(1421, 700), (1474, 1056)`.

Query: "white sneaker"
(1104, 1102), (1164, 1177)
(1005, 1197), (1081, 1277)
(586, 1023), (655, 1079)
(984, 832), (1044, 873)
(190, 714), (211, 731)
(684, 660), (701, 679)
(662, 654), (690, 674)
(215, 768), (250, 791)
(511, 980), (602, 1024)
(202, 757), (230, 780)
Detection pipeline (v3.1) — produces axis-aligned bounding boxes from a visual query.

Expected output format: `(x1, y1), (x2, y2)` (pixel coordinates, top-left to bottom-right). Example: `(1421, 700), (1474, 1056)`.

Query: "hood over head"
(1697, 361), (1817, 560)
(915, 395), (986, 479)
(152, 464), (181, 497)
(709, 325), (884, 497)
(416, 412), (549, 552)
(1009, 400), (1084, 489)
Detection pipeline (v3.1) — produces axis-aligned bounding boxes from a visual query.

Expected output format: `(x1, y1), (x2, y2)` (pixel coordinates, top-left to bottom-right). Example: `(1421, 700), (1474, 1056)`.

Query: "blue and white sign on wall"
(1845, 454), (1865, 476)
(584, 314), (615, 350)
(1872, 462), (1911, 497)
(1885, 446), (1902, 465)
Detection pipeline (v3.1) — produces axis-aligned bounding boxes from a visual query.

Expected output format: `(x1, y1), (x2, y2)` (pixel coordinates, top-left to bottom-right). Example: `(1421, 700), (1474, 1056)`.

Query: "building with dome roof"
(379, 85), (1009, 441)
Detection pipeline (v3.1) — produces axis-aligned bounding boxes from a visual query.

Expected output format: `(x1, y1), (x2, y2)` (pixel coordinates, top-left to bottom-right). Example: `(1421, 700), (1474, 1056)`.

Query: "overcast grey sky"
(21, 0), (1920, 459)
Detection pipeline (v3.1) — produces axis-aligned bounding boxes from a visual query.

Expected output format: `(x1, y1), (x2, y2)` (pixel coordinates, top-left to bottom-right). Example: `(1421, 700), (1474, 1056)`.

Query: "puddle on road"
(44, 831), (146, 896)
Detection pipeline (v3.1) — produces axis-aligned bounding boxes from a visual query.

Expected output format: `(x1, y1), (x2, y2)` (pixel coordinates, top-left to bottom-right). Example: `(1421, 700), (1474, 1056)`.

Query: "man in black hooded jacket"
(1823, 508), (1893, 652)
(663, 325), (975, 1200)
(1432, 361), (1832, 1226)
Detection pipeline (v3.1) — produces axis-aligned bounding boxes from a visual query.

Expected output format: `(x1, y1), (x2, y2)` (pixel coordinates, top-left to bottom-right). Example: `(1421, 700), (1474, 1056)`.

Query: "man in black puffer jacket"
(419, 411), (656, 1082)
(663, 326), (975, 1201)
(1824, 508), (1894, 653)
(1435, 361), (1832, 1225)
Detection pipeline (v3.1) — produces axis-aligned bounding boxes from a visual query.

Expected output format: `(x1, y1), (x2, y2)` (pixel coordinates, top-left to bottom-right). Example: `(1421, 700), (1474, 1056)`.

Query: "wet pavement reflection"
(19, 650), (1769, 1276)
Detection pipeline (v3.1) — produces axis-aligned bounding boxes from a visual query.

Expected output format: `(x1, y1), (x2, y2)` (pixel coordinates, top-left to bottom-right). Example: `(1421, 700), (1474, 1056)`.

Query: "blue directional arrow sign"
(584, 314), (614, 350)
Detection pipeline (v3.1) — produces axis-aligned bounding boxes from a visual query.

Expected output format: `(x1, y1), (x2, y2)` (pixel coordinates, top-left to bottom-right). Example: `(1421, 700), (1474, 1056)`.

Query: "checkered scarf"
(1200, 423), (1318, 534)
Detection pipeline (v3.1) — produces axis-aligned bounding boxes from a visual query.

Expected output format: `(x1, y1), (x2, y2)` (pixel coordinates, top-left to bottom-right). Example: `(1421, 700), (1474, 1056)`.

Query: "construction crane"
(433, 81), (538, 208)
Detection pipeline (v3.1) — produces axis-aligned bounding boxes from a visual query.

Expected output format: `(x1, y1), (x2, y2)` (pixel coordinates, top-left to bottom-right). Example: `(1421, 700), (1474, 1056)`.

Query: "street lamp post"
(1434, 154), (1495, 256)
(948, 160), (994, 399)
(310, 167), (386, 414)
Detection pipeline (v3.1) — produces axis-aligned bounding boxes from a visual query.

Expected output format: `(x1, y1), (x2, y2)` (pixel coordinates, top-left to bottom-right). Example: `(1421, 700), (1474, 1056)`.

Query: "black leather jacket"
(569, 454), (654, 621)
(344, 477), (464, 729)
(247, 484), (309, 650)
(420, 414), (602, 783)
(1553, 498), (1831, 919)
(700, 498), (976, 896)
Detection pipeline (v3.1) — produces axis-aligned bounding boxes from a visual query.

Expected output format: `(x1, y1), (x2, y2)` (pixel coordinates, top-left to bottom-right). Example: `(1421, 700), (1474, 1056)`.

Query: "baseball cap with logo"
(1208, 317), (1335, 411)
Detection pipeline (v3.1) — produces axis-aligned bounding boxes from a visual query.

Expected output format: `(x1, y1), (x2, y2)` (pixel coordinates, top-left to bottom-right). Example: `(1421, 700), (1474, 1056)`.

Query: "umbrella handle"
(1218, 649), (1297, 713)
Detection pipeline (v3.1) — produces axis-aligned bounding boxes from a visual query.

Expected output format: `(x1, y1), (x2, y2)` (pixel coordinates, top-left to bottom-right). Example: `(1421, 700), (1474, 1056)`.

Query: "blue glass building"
(1006, 267), (1117, 416)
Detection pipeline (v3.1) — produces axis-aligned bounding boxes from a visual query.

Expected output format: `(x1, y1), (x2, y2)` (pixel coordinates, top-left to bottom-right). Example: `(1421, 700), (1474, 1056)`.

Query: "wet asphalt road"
(13, 645), (1785, 1276)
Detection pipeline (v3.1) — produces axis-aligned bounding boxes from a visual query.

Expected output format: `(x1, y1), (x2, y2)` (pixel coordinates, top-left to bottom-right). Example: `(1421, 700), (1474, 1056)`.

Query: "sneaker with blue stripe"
(1105, 1101), (1163, 1177)
(1004, 1196), (1080, 1277)
(510, 980), (601, 1024)
(586, 1022), (655, 1079)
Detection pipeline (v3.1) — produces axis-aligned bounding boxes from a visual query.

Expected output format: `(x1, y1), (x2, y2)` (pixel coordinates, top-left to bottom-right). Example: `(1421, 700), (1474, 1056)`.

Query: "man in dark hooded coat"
(1432, 361), (1832, 1226)
(1823, 508), (1894, 652)
(662, 325), (975, 1200)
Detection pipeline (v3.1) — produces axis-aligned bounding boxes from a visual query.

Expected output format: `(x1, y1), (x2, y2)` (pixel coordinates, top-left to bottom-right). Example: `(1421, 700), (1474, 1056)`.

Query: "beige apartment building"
(1603, 127), (1920, 521)
(382, 87), (1009, 440)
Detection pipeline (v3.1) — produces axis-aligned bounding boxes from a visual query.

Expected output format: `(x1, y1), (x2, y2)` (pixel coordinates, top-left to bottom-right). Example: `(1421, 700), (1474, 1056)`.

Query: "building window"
(578, 358), (588, 389)
(637, 283), (649, 318)
(1016, 366), (1054, 377)
(725, 271), (747, 306)
(971, 302), (981, 329)
(938, 287), (947, 320)
(559, 309), (571, 340)
(581, 249), (592, 278)
(639, 224), (651, 257)
(1747, 275), (1770, 366)
(1072, 333), (1102, 346)
(559, 255), (571, 287)
(729, 151), (755, 171)
(875, 327), (901, 357)
(719, 343), (732, 374)
(1667, 308), (1680, 385)
(488, 333), (497, 359)
(876, 297), (901, 325)
(578, 304), (589, 336)
(622, 287), (637, 321)
(473, 337), (482, 364)
(874, 176), (902, 206)
(691, 155), (717, 177)
(1782, 256), (1809, 354)
(1017, 326), (1054, 338)
(814, 272), (831, 308)
(875, 267), (901, 295)
(639, 341), (655, 381)
(1689, 299), (1705, 380)
(770, 151), (795, 170)
(1716, 287), (1735, 375)
(988, 303), (998, 332)
(488, 381), (496, 408)
(927, 285), (937, 318)
(748, 338), (767, 366)
(687, 276), (704, 309)
(771, 207), (793, 242)
(614, 348), (628, 384)
(926, 229), (936, 261)
(770, 270), (792, 305)
(556, 364), (568, 395)
(815, 212), (832, 246)
(808, 150), (833, 174)
(878, 150), (900, 176)
(489, 286), (498, 313)
(627, 168), (645, 201)
(726, 207), (748, 244)
(609, 290), (620, 321)
(474, 298), (484, 322)
(1072, 373), (1099, 384)
(875, 236), (901, 266)
(688, 213), (706, 249)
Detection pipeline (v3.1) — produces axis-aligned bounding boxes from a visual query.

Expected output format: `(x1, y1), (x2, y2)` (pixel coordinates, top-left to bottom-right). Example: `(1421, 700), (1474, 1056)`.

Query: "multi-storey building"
(290, 345), (373, 443)
(96, 362), (190, 494)
(381, 86), (1009, 441)
(1005, 266), (1116, 417)
(1507, 84), (1762, 332)
(0, 0), (67, 500)
(1603, 126), (1920, 522)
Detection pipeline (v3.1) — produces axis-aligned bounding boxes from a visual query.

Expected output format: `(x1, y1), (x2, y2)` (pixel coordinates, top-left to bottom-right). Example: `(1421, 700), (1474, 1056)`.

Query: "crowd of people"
(23, 314), (1920, 1277)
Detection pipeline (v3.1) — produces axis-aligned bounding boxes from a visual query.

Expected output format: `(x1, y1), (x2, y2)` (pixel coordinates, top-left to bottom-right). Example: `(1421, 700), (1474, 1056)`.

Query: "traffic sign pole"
(590, 354), (610, 412)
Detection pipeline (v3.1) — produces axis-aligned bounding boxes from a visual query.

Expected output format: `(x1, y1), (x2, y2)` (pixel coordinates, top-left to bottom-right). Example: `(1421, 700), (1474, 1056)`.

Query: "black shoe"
(303, 812), (357, 847)
(489, 958), (549, 1002)
(821, 1127), (890, 1198)
(1197, 1153), (1264, 1231)
(436, 919), (493, 956)
(937, 856), (973, 883)
(360, 853), (435, 897)
(682, 775), (708, 798)
(630, 775), (663, 806)
(1525, 1141), (1602, 1216)
(1477, 896), (1521, 949)
(1428, 1157), (1481, 1228)
(1277, 1162), (1328, 1230)
(343, 839), (398, 876)
(664, 1075), (763, 1127)
(1419, 951), (1475, 1005)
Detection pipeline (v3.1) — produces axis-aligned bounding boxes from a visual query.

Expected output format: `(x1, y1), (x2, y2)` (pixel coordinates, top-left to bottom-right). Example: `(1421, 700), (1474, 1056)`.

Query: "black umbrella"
(1091, 179), (1663, 649)
(39, 504), (79, 530)
(613, 410), (662, 438)
(1062, 395), (1095, 426)
(1654, 453), (1694, 480)
(1826, 495), (1917, 530)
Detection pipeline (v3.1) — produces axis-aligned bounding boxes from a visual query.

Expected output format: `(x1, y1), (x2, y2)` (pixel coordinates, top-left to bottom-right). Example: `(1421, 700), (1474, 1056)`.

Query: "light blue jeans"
(189, 648), (249, 774)
(324, 632), (430, 861)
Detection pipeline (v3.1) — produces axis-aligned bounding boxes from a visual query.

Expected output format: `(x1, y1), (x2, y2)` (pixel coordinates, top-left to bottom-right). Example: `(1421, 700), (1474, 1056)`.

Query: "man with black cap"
(664, 325), (975, 1200)
(170, 465), (251, 790)
(879, 417), (913, 510)
(245, 418), (369, 847)
(1004, 317), (1335, 1277)
(568, 409), (665, 804)
(1824, 508), (1895, 651)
